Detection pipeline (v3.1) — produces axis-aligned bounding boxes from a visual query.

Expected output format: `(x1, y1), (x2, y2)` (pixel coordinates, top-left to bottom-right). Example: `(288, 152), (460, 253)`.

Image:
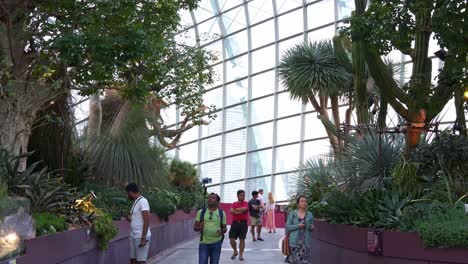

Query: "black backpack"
(199, 208), (225, 243)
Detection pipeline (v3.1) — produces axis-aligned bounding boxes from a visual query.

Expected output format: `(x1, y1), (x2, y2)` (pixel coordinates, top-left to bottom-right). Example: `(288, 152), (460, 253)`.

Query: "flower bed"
(0, 210), (197, 264)
(310, 220), (468, 264)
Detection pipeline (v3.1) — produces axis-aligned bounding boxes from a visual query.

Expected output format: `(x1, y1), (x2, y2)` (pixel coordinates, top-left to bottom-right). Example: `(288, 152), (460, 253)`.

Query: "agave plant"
(291, 157), (338, 197)
(336, 132), (405, 191)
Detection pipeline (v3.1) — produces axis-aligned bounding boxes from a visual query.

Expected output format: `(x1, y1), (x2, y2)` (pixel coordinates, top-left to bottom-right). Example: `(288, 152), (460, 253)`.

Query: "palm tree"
(279, 40), (352, 154)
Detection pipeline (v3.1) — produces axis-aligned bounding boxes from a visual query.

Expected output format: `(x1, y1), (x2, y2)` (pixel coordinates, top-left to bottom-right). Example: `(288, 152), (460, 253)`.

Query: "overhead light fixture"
(434, 49), (447, 61)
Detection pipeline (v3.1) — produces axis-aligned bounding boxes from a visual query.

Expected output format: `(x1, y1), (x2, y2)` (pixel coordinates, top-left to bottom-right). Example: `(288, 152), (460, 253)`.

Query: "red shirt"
(231, 201), (249, 221)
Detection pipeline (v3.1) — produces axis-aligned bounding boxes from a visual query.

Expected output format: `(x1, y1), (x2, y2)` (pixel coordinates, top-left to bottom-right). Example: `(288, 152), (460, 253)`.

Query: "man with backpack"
(194, 193), (227, 264)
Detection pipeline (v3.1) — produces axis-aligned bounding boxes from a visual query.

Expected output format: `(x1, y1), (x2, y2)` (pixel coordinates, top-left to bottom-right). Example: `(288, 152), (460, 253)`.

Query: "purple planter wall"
(1, 210), (197, 264)
(310, 220), (468, 264)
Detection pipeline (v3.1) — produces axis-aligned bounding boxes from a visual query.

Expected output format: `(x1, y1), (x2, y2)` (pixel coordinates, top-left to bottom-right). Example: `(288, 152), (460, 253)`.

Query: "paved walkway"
(150, 228), (286, 264)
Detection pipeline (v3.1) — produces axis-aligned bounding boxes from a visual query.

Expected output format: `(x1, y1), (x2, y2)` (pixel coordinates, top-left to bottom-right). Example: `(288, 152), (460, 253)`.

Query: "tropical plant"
(87, 106), (170, 188)
(63, 151), (90, 187)
(336, 132), (404, 191)
(279, 40), (352, 154)
(392, 155), (423, 195)
(170, 159), (198, 187)
(15, 165), (76, 214)
(33, 212), (68, 236)
(82, 183), (133, 220)
(347, 0), (466, 151)
(171, 183), (204, 213)
(147, 190), (178, 221)
(293, 158), (338, 197)
(414, 206), (468, 248)
(93, 213), (118, 251)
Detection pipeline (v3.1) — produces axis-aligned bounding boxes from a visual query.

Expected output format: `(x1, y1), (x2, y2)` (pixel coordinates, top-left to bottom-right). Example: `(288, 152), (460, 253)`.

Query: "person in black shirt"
(248, 191), (264, 241)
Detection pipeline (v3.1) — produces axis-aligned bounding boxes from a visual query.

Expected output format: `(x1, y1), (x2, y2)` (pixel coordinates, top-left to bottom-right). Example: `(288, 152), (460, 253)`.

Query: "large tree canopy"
(0, 0), (214, 169)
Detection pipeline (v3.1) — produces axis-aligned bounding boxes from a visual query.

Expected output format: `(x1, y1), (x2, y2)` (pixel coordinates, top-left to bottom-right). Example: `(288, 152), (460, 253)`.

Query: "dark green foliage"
(147, 190), (178, 221)
(33, 212), (68, 236)
(82, 183), (133, 220)
(170, 159), (198, 187)
(392, 156), (423, 195)
(399, 201), (450, 232)
(410, 133), (468, 197)
(93, 213), (118, 251)
(63, 151), (90, 187)
(414, 206), (468, 248)
(171, 183), (204, 213)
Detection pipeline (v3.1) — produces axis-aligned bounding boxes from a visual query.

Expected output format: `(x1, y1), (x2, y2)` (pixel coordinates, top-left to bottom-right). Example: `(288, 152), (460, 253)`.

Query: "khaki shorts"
(130, 237), (150, 261)
(250, 217), (262, 226)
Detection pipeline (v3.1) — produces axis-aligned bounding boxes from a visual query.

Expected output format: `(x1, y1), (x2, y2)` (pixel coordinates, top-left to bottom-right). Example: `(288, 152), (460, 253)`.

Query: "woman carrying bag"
(285, 196), (314, 264)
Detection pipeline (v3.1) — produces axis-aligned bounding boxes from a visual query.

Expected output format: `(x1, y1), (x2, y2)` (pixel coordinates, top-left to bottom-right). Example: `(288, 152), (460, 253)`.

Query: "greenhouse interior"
(0, 0), (467, 264)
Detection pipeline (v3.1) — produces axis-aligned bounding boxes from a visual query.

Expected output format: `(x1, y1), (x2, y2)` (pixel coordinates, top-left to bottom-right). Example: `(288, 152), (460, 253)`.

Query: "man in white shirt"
(125, 183), (151, 264)
(257, 189), (266, 237)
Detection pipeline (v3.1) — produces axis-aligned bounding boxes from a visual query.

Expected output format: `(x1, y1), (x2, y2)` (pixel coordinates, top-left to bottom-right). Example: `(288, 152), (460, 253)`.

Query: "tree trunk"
(377, 95), (388, 129)
(87, 93), (102, 141)
(0, 105), (36, 171)
(109, 101), (132, 137)
(308, 95), (340, 155)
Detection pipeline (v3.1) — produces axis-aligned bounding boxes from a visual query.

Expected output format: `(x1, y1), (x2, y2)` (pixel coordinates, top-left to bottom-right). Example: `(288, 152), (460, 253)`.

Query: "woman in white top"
(265, 192), (276, 233)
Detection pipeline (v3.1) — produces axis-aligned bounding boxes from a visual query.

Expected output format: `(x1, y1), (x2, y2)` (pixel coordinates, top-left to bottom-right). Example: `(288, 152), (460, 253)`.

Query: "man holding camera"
(194, 193), (227, 264)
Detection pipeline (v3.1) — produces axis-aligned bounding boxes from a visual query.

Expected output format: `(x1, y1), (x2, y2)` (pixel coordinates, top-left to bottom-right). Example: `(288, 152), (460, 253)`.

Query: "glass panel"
(176, 28), (196, 47)
(338, 0), (354, 20)
(248, 0), (274, 25)
(252, 45), (276, 73)
(246, 176), (271, 199)
(277, 92), (302, 117)
(162, 104), (177, 126)
(197, 17), (221, 45)
(207, 185), (221, 197)
(200, 160), (222, 185)
(225, 30), (249, 59)
(251, 96), (274, 124)
(223, 180), (246, 203)
(307, 0), (335, 29)
(248, 149), (273, 177)
(276, 0), (303, 14)
(211, 63), (224, 86)
(251, 20), (275, 50)
(308, 25), (335, 42)
(304, 139), (331, 159)
(304, 113), (328, 139)
(178, 142), (198, 164)
(179, 9), (194, 28)
(202, 111), (223, 137)
(179, 126), (199, 145)
(219, 0), (244, 12)
(249, 122), (273, 150)
(166, 149), (176, 159)
(274, 173), (295, 201)
(226, 54), (248, 82)
(225, 154), (246, 182)
(194, 0), (217, 23)
(225, 104), (248, 131)
(201, 135), (222, 162)
(204, 40), (223, 64)
(225, 129), (247, 156)
(279, 35), (304, 59)
(278, 9), (303, 40)
(277, 116), (302, 145)
(251, 70), (276, 99)
(221, 6), (247, 35)
(203, 87), (223, 108)
(275, 144), (300, 173)
(226, 79), (248, 106)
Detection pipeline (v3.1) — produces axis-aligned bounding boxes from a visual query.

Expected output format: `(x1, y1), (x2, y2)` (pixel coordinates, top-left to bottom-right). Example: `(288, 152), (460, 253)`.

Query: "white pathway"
(150, 228), (286, 264)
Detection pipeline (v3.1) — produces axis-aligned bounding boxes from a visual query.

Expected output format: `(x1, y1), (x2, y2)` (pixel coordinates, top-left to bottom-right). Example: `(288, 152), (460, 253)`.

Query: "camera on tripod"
(202, 178), (212, 185)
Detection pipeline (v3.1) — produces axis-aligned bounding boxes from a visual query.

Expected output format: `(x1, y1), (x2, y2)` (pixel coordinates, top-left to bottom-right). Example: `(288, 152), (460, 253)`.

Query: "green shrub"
(147, 190), (177, 221)
(33, 212), (68, 236)
(93, 213), (118, 250)
(414, 206), (468, 248)
(170, 159), (197, 187)
(83, 183), (133, 220)
(171, 183), (204, 213)
(0, 181), (7, 200)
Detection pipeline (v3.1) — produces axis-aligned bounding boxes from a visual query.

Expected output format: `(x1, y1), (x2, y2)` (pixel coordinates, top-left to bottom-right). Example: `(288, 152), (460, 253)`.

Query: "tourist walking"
(258, 189), (266, 226)
(194, 193), (227, 264)
(125, 183), (151, 264)
(229, 190), (249, 261)
(285, 196), (314, 264)
(249, 191), (264, 242)
(265, 192), (276, 233)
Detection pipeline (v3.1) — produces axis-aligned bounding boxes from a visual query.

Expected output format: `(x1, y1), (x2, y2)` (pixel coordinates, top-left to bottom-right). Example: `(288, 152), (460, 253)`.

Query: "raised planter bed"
(0, 210), (197, 264)
(310, 220), (468, 264)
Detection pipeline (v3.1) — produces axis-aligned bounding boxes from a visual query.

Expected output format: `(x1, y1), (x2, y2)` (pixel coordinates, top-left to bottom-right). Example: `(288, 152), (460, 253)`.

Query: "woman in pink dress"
(265, 192), (276, 233)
